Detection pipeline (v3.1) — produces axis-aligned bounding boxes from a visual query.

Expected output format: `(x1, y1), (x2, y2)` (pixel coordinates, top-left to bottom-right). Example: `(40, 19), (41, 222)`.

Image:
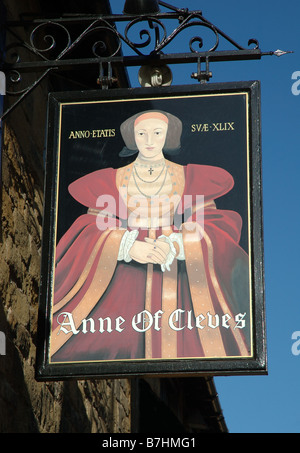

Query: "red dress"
(50, 161), (251, 363)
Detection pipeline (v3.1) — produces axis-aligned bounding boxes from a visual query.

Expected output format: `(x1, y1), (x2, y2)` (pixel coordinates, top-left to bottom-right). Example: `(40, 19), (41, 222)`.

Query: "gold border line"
(49, 91), (253, 364)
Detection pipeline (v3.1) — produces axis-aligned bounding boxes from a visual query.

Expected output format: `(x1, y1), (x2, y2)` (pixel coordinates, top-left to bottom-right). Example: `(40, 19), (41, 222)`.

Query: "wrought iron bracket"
(0, 1), (292, 120)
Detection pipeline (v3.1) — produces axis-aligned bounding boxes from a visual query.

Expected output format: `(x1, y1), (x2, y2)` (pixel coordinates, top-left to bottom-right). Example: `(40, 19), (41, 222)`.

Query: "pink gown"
(50, 161), (251, 363)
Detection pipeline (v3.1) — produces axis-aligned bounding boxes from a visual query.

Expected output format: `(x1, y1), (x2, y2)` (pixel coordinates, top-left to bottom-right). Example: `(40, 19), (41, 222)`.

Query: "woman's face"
(134, 118), (168, 160)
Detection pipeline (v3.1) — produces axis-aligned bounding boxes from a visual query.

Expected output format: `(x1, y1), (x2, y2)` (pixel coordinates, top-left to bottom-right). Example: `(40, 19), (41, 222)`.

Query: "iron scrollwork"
(5, 19), (123, 93)
(118, 12), (257, 56)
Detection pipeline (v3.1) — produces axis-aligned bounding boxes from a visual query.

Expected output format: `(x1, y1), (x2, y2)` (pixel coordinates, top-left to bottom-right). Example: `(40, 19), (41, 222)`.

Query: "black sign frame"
(36, 81), (266, 380)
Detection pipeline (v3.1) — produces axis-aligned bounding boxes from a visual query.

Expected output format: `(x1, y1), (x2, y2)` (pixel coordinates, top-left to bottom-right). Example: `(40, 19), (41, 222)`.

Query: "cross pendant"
(148, 167), (154, 175)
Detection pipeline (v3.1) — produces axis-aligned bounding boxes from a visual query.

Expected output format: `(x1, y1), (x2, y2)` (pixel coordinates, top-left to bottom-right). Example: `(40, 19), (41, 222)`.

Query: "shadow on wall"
(59, 381), (92, 433)
(0, 299), (104, 433)
(0, 301), (39, 432)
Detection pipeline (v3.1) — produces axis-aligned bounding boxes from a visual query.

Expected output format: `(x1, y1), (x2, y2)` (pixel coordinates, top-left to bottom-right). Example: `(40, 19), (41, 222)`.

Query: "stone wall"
(0, 0), (131, 433)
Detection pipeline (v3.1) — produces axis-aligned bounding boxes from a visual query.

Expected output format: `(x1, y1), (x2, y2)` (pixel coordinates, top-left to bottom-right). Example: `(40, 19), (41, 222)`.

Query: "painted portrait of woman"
(50, 109), (251, 362)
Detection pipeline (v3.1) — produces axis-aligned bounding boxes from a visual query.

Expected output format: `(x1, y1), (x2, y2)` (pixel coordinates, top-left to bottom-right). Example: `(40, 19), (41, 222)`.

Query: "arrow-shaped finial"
(273, 49), (294, 57)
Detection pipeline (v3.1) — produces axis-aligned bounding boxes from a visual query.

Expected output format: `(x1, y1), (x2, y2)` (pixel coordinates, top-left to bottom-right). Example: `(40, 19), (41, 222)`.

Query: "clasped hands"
(129, 237), (174, 271)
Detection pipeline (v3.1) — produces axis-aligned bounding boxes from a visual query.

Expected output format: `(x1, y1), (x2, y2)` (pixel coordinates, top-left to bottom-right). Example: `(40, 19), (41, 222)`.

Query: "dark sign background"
(57, 93), (249, 251)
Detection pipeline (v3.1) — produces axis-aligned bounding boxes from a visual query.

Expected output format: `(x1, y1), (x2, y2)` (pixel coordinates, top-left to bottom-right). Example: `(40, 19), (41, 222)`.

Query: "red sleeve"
(183, 164), (234, 202)
(68, 168), (118, 209)
(179, 164), (242, 243)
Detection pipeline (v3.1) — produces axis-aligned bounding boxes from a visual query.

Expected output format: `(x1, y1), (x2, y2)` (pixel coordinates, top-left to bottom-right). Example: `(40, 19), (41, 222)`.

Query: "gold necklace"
(132, 167), (168, 198)
(133, 163), (166, 183)
(134, 158), (165, 174)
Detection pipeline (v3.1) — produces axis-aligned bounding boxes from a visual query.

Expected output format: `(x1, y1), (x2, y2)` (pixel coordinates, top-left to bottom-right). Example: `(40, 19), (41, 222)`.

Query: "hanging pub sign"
(36, 81), (267, 380)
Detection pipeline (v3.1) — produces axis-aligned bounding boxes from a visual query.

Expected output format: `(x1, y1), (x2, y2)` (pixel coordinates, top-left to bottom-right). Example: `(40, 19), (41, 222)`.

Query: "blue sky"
(111, 0), (300, 433)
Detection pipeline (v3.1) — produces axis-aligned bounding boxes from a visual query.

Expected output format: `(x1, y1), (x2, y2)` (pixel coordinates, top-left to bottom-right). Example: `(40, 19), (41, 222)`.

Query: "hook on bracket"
(97, 61), (117, 90)
(191, 57), (212, 83)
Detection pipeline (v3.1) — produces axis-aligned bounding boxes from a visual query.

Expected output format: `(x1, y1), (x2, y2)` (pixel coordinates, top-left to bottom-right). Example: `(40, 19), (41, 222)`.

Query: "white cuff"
(168, 232), (185, 260)
(158, 233), (185, 272)
(118, 229), (139, 262)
